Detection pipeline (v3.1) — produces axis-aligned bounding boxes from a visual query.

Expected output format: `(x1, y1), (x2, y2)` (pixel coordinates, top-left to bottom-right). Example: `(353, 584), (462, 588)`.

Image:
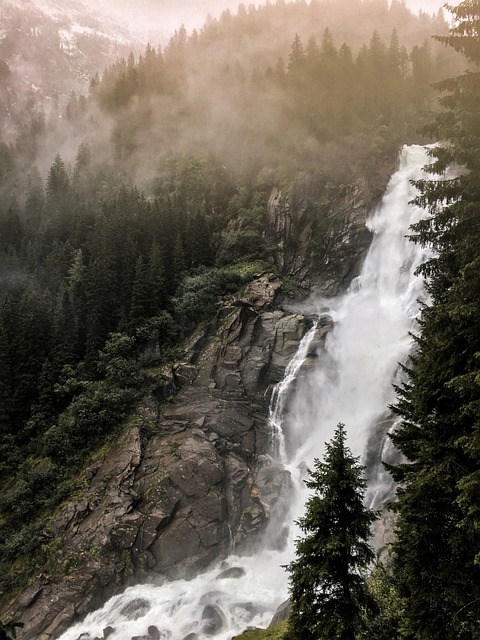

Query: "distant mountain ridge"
(0, 0), (140, 103)
(0, 0), (143, 150)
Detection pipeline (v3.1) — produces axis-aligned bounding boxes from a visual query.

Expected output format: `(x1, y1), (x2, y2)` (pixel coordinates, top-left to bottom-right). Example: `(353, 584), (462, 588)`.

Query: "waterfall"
(283, 145), (433, 512)
(58, 144), (432, 640)
(284, 144), (433, 491)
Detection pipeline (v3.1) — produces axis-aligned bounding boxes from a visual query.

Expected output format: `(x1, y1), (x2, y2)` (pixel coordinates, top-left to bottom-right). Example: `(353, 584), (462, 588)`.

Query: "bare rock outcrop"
(7, 275), (316, 640)
(265, 175), (390, 294)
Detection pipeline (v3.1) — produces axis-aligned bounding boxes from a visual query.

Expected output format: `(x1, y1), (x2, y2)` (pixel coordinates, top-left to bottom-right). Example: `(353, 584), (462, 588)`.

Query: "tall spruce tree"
(389, 2), (480, 638)
(286, 423), (377, 640)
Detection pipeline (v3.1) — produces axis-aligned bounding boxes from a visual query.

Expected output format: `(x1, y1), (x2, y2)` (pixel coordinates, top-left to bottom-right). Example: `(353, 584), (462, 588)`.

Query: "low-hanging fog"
(0, 0), (462, 208)
(80, 0), (447, 40)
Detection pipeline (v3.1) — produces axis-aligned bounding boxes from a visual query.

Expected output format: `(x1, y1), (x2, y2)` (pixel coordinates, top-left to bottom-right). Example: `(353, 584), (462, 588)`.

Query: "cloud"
(406, 0), (445, 13)
(80, 0), (242, 41)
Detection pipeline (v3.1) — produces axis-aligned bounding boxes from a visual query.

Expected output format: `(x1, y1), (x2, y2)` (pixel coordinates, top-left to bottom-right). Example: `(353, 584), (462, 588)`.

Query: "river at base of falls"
(58, 144), (433, 640)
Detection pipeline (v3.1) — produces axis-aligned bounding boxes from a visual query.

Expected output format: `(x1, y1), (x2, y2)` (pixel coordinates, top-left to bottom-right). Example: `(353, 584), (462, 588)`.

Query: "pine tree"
(286, 423), (377, 640)
(288, 34), (306, 74)
(170, 233), (186, 292)
(129, 255), (150, 327)
(24, 168), (44, 227)
(46, 154), (69, 206)
(84, 247), (117, 363)
(190, 211), (214, 267)
(146, 240), (166, 314)
(389, 2), (480, 638)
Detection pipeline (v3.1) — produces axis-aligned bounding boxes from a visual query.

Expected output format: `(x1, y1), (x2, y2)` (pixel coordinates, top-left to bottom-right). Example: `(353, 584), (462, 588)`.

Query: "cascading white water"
(284, 144), (433, 489)
(277, 145), (435, 549)
(269, 322), (319, 462)
(58, 144), (432, 640)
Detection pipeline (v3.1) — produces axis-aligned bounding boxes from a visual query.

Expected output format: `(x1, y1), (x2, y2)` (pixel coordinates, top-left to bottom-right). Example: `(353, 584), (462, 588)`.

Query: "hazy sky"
(163, 0), (448, 28)
(407, 0), (445, 13)
(145, 0), (449, 26)
(80, 0), (449, 40)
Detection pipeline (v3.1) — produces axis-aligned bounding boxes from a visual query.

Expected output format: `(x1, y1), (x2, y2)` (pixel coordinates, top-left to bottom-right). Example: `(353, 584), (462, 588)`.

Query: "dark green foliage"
(46, 154), (69, 205)
(389, 2), (480, 638)
(0, 208), (23, 253)
(190, 212), (214, 268)
(146, 241), (167, 314)
(172, 267), (243, 334)
(42, 333), (147, 463)
(358, 564), (405, 640)
(129, 256), (150, 327)
(0, 292), (51, 463)
(286, 423), (377, 640)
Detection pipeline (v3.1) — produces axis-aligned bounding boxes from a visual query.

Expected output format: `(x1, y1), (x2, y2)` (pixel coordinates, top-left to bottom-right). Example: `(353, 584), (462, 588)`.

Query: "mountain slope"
(0, 0), (139, 141)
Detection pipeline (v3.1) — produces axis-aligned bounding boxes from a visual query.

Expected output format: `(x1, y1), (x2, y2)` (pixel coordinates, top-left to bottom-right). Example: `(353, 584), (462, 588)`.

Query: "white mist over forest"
(76, 0), (447, 39)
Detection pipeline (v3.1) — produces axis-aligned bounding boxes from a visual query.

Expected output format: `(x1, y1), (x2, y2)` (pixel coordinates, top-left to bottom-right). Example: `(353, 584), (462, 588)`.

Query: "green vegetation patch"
(233, 621), (288, 640)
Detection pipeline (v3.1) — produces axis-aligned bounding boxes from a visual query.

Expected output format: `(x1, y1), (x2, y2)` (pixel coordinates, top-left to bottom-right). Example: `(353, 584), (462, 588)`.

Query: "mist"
(78, 0), (449, 41)
(0, 0), (461, 214)
(407, 0), (445, 14)
(79, 0), (244, 41)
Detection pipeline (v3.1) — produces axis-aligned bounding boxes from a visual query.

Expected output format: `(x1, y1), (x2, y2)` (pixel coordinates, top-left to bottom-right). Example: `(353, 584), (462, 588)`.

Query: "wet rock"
(151, 519), (201, 569)
(201, 604), (225, 636)
(216, 567), (246, 580)
(236, 274), (281, 310)
(120, 598), (151, 620)
(182, 634), (198, 640)
(254, 458), (291, 511)
(239, 503), (264, 529)
(147, 626), (161, 640)
(269, 314), (308, 382)
(103, 627), (115, 639)
(173, 363), (198, 386)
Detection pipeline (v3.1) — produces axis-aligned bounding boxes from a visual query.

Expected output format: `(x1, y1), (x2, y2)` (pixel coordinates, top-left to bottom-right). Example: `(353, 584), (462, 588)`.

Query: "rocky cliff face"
(7, 276), (318, 639)
(265, 180), (373, 293)
(4, 173), (386, 639)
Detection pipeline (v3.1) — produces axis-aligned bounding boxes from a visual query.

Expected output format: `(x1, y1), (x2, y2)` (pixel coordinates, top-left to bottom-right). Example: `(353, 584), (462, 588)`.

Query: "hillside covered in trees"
(0, 0), (478, 637)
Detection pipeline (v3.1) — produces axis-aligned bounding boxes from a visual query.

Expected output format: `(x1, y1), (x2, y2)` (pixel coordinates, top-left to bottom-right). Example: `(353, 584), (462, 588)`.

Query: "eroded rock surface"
(7, 275), (318, 640)
(265, 181), (373, 292)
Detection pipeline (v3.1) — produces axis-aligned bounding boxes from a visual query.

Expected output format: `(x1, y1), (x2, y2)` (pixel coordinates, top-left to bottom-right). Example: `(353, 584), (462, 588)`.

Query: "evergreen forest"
(0, 0), (479, 638)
